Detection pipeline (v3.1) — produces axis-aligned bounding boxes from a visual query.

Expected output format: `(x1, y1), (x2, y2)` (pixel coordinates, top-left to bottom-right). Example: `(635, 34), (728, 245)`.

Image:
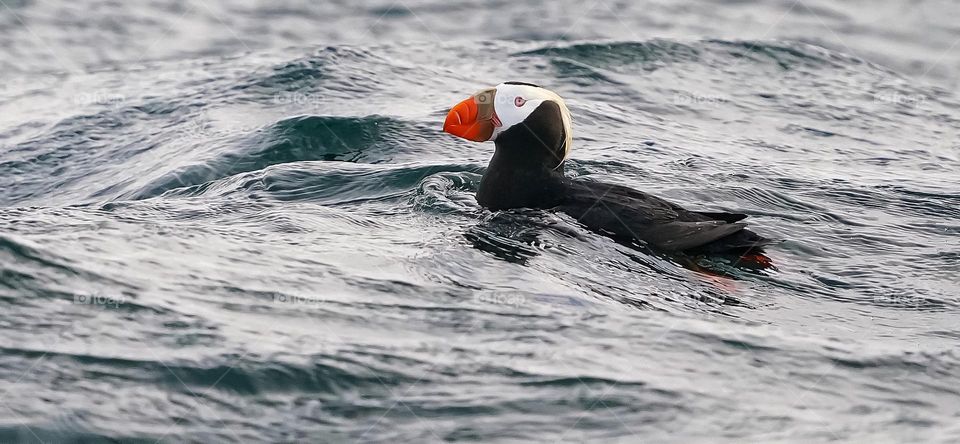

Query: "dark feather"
(558, 180), (771, 253)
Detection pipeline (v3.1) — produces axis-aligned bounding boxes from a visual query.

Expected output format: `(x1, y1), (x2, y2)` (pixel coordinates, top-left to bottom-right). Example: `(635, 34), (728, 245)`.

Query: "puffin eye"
(514, 96), (526, 107)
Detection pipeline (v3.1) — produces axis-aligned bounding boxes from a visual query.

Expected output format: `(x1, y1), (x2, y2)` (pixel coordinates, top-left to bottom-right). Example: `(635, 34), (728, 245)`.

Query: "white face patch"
(490, 83), (574, 166)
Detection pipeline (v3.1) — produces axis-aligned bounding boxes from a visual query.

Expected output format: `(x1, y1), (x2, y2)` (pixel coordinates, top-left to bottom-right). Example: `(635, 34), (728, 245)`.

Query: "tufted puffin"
(442, 82), (773, 262)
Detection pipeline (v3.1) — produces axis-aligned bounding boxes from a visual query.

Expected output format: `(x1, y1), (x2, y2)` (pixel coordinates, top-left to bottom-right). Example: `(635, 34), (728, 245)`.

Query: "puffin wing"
(691, 211), (748, 223)
(564, 200), (749, 251)
(581, 182), (750, 224)
(633, 220), (748, 251)
(560, 179), (753, 252)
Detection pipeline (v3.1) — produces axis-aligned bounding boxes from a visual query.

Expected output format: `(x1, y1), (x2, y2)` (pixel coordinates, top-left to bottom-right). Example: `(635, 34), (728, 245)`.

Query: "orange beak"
(443, 97), (494, 142)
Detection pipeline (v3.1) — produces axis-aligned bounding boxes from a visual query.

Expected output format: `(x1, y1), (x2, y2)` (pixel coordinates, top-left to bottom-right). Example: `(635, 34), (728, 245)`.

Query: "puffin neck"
(489, 101), (569, 172)
(475, 100), (570, 210)
(491, 137), (565, 173)
(476, 139), (567, 210)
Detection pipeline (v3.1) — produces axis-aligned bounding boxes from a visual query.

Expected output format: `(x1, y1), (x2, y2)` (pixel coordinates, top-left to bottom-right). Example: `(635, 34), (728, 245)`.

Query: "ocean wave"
(128, 115), (432, 200)
(3, 31), (960, 442)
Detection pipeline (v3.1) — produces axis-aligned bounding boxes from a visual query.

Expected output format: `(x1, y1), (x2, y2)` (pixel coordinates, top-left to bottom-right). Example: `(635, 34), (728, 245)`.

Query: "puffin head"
(443, 82), (573, 169)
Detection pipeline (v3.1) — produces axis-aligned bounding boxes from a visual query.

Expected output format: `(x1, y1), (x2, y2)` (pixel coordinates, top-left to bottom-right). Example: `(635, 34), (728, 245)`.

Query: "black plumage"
(477, 99), (773, 255)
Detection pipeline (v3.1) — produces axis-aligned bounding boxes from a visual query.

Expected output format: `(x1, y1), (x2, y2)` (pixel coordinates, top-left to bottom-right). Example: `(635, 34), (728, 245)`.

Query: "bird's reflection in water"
(464, 210), (767, 308)
(463, 210), (551, 265)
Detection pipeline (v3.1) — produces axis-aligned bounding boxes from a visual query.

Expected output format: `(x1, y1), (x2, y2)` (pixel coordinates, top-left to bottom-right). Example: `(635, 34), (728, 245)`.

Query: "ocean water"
(2, 0), (959, 442)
